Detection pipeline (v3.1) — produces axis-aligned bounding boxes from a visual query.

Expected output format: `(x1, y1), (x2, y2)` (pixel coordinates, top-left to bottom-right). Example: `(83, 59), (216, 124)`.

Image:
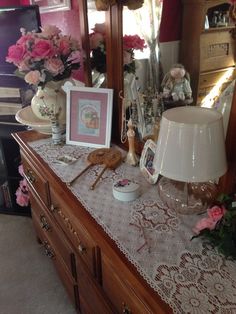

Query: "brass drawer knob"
(26, 168), (36, 184)
(78, 244), (86, 254)
(122, 302), (131, 314)
(50, 204), (58, 213)
(40, 215), (51, 231)
(42, 241), (55, 259)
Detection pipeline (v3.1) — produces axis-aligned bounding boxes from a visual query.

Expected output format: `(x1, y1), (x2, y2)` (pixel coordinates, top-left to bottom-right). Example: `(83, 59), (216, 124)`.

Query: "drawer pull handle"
(50, 204), (58, 213)
(26, 169), (36, 184)
(42, 241), (55, 259)
(40, 215), (51, 231)
(78, 244), (86, 254)
(122, 303), (131, 314)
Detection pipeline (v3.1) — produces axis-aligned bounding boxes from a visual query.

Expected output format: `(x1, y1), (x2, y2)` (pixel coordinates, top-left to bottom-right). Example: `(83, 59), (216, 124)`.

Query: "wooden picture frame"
(65, 86), (113, 148)
(140, 139), (159, 184)
(30, 0), (71, 13)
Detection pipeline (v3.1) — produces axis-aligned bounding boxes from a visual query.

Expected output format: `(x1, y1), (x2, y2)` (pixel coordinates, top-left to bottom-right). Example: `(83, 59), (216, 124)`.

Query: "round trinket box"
(113, 178), (140, 202)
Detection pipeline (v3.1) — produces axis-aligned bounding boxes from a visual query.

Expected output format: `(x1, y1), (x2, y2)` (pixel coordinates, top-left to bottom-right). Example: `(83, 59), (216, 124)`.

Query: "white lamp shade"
(154, 106), (227, 182)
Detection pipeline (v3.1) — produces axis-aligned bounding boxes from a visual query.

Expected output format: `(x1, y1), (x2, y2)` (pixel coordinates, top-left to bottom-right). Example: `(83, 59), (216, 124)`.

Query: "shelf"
(0, 207), (31, 217)
(0, 122), (31, 216)
(202, 25), (234, 33)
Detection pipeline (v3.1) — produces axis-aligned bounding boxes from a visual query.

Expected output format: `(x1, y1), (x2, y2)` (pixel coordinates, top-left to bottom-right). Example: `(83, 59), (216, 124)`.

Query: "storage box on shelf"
(180, 0), (236, 106)
(13, 130), (171, 314)
(0, 124), (30, 216)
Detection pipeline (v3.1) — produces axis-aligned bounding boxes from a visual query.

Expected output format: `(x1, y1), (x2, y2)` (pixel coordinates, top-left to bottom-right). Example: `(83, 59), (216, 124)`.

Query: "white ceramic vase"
(31, 81), (66, 124)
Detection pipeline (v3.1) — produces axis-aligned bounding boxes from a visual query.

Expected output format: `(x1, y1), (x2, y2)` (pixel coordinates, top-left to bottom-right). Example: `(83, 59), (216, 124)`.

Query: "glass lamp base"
(157, 177), (218, 215)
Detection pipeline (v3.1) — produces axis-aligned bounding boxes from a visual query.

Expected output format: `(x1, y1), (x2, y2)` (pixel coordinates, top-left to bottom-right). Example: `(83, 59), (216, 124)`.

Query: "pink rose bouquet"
(122, 34), (146, 74)
(89, 23), (146, 74)
(192, 194), (236, 259)
(89, 23), (106, 73)
(6, 25), (80, 88)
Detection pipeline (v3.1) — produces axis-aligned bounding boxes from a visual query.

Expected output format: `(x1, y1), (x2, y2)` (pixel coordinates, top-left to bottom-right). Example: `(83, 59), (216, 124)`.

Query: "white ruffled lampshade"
(154, 106), (227, 183)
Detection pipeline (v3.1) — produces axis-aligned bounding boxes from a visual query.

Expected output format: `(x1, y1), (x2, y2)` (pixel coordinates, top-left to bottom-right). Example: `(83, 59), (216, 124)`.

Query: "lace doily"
(29, 138), (236, 314)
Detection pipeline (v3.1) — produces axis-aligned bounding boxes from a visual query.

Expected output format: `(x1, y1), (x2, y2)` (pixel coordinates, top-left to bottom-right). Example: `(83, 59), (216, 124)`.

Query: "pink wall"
(159, 0), (182, 43)
(0, 0), (182, 80)
(1, 1), (182, 43)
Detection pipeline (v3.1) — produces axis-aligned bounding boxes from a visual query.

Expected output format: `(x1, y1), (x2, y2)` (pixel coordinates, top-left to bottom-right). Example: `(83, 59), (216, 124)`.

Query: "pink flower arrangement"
(192, 194), (236, 259)
(6, 25), (80, 88)
(123, 35), (146, 51)
(16, 165), (30, 207)
(193, 205), (226, 234)
(89, 23), (146, 74)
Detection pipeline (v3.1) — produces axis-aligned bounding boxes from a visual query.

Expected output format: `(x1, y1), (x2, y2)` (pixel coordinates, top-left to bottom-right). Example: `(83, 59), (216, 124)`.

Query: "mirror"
(87, 1), (107, 87)
(79, 0), (236, 192)
(79, 0), (236, 147)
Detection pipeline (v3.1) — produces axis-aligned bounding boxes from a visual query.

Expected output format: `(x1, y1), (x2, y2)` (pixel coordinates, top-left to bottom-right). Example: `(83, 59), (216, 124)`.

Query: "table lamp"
(154, 106), (227, 214)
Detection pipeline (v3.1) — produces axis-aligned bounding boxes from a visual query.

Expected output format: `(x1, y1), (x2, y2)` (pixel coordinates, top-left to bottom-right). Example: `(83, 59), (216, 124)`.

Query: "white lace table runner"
(29, 138), (236, 314)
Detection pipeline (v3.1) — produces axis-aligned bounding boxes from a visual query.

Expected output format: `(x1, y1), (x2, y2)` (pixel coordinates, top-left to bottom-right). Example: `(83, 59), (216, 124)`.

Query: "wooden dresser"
(12, 130), (171, 314)
(180, 0), (236, 105)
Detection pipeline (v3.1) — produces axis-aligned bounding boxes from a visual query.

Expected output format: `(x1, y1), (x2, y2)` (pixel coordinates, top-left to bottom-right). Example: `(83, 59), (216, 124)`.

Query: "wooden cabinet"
(12, 130), (172, 314)
(180, 0), (236, 106)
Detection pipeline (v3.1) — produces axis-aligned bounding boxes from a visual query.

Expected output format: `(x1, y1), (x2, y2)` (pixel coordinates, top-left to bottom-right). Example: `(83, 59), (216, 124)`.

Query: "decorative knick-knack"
(51, 112), (62, 145)
(125, 118), (139, 166)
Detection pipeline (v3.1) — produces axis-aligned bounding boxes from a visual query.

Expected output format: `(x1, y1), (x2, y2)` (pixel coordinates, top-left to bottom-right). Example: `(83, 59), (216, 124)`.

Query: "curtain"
(133, 0), (163, 92)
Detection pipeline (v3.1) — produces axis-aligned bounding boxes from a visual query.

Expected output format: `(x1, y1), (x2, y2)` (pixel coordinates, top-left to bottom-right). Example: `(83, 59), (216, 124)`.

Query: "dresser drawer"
(30, 195), (77, 280)
(76, 255), (114, 314)
(22, 156), (50, 207)
(199, 68), (235, 89)
(101, 254), (151, 314)
(33, 218), (79, 310)
(49, 188), (97, 277)
(200, 30), (235, 72)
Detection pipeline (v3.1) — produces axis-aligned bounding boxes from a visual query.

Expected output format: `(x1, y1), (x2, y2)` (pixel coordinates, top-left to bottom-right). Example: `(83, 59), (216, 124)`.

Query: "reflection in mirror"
(87, 1), (106, 88)
(122, 1), (163, 142)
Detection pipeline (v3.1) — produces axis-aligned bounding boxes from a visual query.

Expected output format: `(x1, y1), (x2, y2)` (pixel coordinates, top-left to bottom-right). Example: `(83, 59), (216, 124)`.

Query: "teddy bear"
(161, 64), (193, 105)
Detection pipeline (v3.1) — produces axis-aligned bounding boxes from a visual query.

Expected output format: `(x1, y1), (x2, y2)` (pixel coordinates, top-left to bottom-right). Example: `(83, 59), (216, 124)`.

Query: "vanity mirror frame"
(78, 0), (236, 194)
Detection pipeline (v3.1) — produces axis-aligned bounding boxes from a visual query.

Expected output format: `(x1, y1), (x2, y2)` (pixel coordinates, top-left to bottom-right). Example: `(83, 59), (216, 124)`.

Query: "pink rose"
(89, 33), (104, 50)
(58, 36), (71, 55)
(6, 44), (26, 65)
(19, 178), (28, 191)
(18, 58), (31, 72)
(123, 50), (132, 65)
(17, 34), (34, 46)
(31, 39), (55, 59)
(123, 35), (146, 51)
(16, 187), (29, 207)
(207, 205), (226, 222)
(193, 217), (217, 234)
(67, 51), (81, 64)
(41, 25), (61, 37)
(15, 178), (29, 207)
(18, 164), (24, 177)
(44, 58), (64, 76)
(25, 70), (41, 85)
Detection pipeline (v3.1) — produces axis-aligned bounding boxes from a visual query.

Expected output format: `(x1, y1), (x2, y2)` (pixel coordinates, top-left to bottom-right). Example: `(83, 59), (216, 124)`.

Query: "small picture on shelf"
(140, 139), (159, 184)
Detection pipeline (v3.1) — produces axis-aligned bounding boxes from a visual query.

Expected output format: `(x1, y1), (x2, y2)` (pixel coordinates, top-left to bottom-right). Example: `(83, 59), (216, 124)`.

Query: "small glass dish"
(56, 155), (77, 165)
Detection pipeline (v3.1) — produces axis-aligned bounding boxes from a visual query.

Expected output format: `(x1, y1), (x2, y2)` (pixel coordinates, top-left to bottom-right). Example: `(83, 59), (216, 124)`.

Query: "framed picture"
(30, 0), (71, 13)
(65, 86), (113, 148)
(140, 139), (159, 184)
